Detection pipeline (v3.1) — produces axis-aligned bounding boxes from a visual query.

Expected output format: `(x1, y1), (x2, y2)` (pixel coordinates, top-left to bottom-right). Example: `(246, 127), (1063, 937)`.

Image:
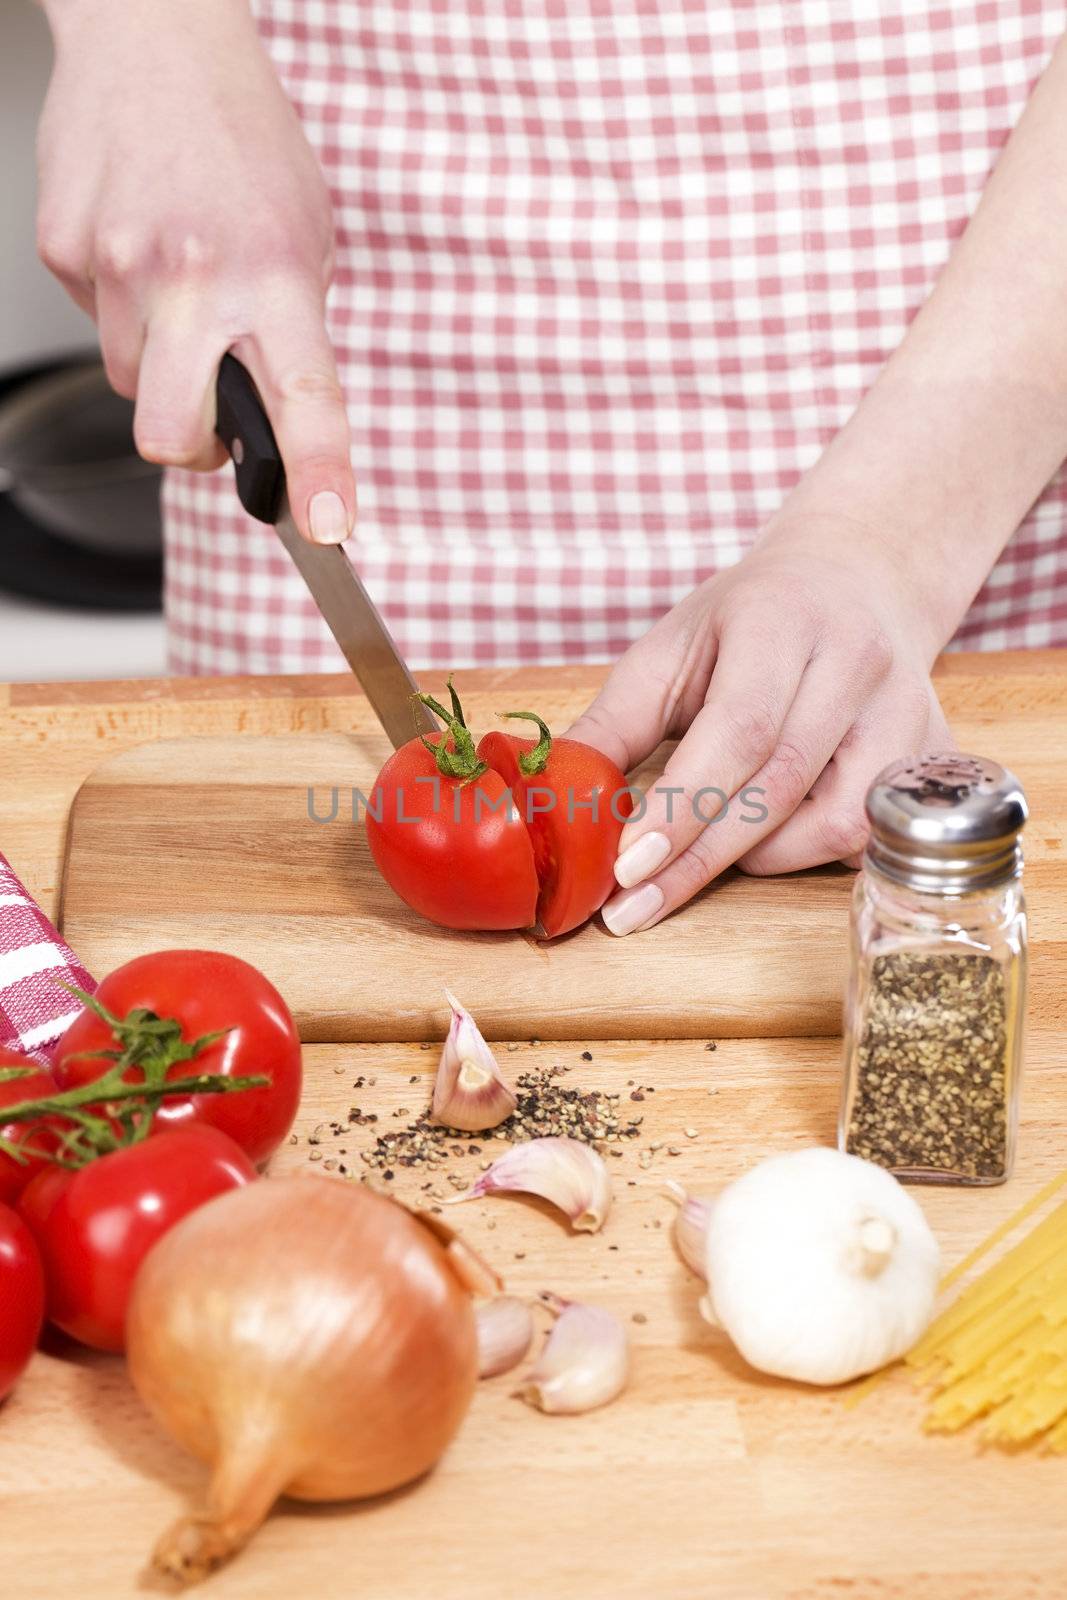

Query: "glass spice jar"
(839, 753), (1028, 1186)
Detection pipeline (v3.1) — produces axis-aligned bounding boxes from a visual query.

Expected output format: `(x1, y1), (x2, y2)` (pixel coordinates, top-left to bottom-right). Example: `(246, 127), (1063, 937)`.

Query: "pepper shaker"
(839, 753), (1028, 1186)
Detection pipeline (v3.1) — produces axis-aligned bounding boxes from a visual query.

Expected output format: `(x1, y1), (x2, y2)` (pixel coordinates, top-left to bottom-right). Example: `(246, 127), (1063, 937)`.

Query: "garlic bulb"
(517, 1293), (630, 1414)
(432, 990), (516, 1133)
(444, 1136), (612, 1232)
(701, 1148), (940, 1386)
(476, 1296), (535, 1378)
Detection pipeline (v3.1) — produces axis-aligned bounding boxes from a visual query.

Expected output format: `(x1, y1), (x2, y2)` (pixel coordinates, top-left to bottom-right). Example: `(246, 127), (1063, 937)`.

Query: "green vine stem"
(0, 1064), (268, 1170)
(0, 1066), (36, 1085)
(0, 984), (267, 1170)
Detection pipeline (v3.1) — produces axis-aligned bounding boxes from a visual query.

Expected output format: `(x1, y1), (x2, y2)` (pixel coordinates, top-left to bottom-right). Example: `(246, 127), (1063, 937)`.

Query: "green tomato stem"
(412, 689), (488, 781)
(498, 710), (554, 776)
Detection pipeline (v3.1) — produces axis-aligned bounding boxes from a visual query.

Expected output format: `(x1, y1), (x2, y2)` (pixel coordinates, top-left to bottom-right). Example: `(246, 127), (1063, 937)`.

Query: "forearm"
(39, 0), (255, 45)
(763, 34), (1067, 657)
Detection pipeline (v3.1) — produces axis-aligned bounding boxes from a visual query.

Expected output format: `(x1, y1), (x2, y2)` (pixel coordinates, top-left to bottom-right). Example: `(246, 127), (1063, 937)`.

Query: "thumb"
(236, 287), (356, 546)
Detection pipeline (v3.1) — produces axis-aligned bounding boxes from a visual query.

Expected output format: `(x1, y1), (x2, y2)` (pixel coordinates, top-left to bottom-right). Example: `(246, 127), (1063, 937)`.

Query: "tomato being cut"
(0, 1049), (63, 1207)
(52, 950), (302, 1166)
(367, 684), (632, 938)
(18, 1124), (255, 1353)
(0, 1202), (44, 1401)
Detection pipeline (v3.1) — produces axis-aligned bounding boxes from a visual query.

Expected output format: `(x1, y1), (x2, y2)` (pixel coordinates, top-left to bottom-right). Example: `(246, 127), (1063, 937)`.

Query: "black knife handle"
(215, 354), (285, 524)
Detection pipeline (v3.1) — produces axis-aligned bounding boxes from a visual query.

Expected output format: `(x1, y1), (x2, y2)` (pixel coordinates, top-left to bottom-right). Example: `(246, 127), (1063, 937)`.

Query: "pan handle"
(215, 354), (285, 524)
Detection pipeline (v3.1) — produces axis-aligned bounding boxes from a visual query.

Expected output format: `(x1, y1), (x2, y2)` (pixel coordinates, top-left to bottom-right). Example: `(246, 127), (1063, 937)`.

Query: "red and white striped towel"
(0, 854), (95, 1064)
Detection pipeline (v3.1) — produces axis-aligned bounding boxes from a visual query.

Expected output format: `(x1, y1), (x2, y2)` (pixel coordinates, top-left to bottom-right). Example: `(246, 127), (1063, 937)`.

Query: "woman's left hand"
(569, 29), (1067, 937)
(565, 523), (953, 936)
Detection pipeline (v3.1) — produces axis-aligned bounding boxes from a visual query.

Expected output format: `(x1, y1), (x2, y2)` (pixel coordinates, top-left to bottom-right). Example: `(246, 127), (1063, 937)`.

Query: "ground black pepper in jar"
(839, 754), (1027, 1186)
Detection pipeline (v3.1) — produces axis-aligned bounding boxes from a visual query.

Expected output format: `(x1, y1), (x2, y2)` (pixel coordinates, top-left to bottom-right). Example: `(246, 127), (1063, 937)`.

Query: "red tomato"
(367, 691), (632, 939)
(18, 1125), (255, 1353)
(0, 1049), (63, 1207)
(477, 731), (634, 938)
(0, 1203), (44, 1401)
(367, 735), (539, 931)
(52, 950), (302, 1166)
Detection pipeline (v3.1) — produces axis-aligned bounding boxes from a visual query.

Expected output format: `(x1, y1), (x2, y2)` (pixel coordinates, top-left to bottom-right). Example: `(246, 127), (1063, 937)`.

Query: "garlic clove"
(663, 1180), (715, 1280)
(476, 1296), (535, 1379)
(443, 1136), (612, 1232)
(432, 989), (517, 1134)
(517, 1292), (630, 1415)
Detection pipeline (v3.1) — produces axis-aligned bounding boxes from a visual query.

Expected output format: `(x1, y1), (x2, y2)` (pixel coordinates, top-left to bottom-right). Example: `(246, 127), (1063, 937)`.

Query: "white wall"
(0, 2), (96, 368)
(0, 5), (165, 683)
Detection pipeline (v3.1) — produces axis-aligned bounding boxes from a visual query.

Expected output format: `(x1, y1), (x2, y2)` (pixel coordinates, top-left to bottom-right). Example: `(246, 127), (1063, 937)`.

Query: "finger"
(562, 586), (721, 773)
(36, 214), (95, 317)
(739, 685), (955, 877)
(737, 756), (872, 878)
(94, 277), (145, 402)
(235, 288), (356, 545)
(608, 617), (814, 890)
(600, 649), (865, 935)
(134, 291), (230, 469)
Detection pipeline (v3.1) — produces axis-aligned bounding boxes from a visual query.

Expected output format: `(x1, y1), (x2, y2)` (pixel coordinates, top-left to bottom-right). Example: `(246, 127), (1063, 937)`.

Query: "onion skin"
(127, 1176), (483, 1585)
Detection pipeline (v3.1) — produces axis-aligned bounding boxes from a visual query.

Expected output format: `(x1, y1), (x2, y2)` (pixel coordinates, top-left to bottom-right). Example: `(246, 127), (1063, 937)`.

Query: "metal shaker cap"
(864, 753), (1027, 893)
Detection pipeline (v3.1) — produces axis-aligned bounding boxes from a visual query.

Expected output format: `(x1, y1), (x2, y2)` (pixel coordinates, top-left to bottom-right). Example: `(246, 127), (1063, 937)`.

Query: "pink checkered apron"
(163, 0), (1067, 675)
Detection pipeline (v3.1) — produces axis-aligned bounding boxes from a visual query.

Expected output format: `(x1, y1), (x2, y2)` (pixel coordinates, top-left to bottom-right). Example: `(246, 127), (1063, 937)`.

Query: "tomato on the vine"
(0, 1202), (44, 1401)
(0, 1049), (62, 1207)
(367, 685), (632, 938)
(18, 1125), (255, 1353)
(52, 950), (302, 1166)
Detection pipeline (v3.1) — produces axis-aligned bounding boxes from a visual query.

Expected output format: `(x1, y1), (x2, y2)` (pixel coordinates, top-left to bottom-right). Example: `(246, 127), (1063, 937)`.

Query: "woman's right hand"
(36, 0), (355, 544)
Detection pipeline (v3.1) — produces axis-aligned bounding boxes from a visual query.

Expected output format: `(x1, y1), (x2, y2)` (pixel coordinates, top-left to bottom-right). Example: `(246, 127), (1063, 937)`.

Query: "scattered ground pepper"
(314, 1060), (649, 1187)
(301, 1041), (721, 1191)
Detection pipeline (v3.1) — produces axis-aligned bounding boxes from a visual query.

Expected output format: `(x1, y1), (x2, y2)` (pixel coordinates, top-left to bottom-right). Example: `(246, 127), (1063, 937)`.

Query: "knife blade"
(214, 354), (436, 749)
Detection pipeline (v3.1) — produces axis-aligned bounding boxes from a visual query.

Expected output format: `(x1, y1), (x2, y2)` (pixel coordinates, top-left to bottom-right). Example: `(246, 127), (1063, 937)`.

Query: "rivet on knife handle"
(215, 354), (285, 524)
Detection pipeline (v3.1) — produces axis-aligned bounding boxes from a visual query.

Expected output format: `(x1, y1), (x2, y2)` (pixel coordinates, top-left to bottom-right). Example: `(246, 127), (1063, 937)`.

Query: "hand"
(36, 0), (354, 544)
(566, 527), (954, 935)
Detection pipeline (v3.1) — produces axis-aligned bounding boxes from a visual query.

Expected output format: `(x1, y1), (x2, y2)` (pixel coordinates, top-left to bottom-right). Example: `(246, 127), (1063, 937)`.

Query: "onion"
(127, 1175), (496, 1585)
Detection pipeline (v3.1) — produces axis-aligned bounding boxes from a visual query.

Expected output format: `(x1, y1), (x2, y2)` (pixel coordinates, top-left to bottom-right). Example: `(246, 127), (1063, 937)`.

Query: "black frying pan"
(0, 359), (162, 558)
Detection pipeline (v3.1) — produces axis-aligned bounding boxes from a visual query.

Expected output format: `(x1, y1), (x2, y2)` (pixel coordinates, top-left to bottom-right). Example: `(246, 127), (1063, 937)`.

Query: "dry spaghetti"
(907, 1169), (1067, 1449)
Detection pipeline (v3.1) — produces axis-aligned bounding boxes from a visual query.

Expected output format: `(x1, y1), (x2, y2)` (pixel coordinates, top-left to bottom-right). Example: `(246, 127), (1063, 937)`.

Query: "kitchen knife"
(215, 354), (436, 750)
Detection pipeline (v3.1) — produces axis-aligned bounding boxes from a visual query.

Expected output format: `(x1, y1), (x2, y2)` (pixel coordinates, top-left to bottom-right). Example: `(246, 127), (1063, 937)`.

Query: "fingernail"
(614, 830), (671, 890)
(601, 882), (664, 937)
(308, 489), (350, 545)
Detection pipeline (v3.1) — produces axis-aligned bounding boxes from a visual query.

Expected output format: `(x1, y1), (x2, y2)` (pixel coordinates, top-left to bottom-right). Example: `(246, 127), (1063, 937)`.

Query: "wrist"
(41, 0), (247, 45)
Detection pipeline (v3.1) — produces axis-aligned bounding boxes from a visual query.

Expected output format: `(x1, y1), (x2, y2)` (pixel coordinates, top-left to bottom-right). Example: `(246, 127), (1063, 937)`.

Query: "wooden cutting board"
(57, 672), (1067, 1043)
(58, 728), (853, 1041)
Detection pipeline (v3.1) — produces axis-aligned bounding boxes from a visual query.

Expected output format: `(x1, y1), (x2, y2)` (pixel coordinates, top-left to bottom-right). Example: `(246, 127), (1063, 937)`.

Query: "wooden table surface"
(2, 655), (1066, 1600)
